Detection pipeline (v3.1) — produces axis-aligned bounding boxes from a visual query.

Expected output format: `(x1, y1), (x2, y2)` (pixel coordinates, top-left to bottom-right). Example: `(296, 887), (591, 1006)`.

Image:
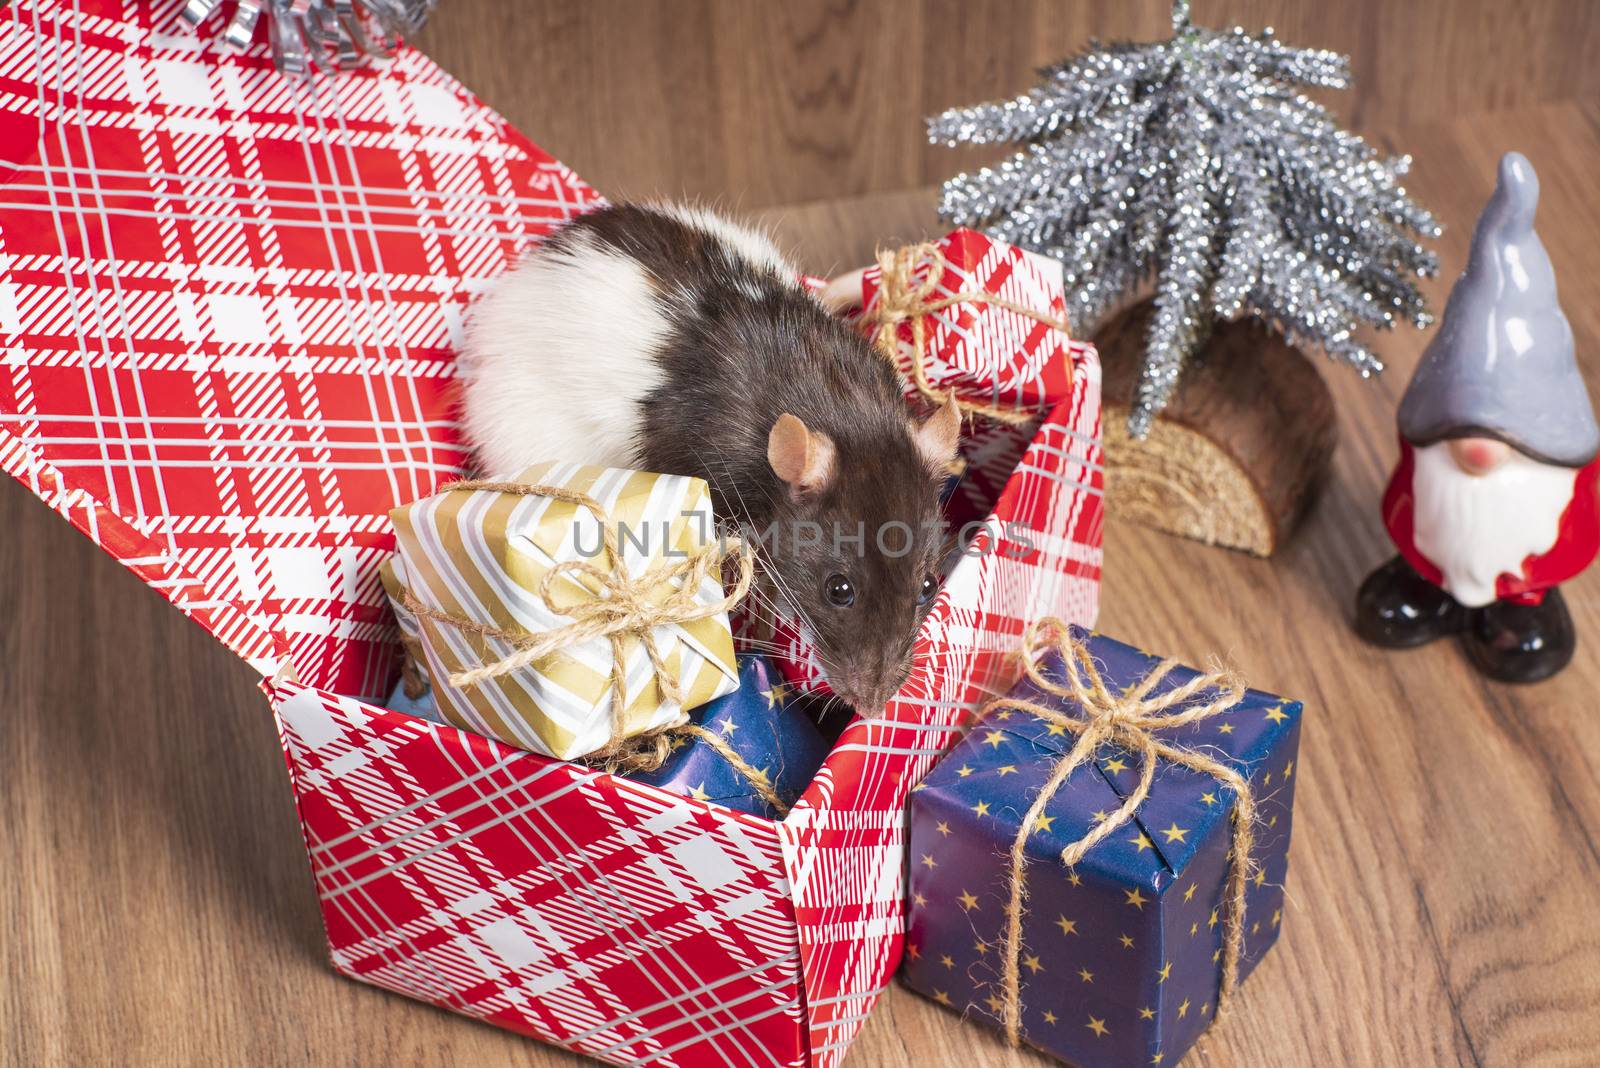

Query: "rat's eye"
(824, 573), (856, 608)
(919, 574), (938, 605)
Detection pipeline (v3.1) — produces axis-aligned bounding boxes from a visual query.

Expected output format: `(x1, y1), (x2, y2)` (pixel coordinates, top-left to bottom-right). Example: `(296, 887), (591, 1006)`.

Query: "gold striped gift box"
(386, 462), (742, 760)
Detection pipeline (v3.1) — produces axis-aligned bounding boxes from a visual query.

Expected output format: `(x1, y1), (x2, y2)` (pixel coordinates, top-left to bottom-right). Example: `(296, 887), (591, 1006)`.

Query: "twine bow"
(864, 242), (1074, 425)
(399, 479), (788, 813)
(981, 617), (1255, 1046)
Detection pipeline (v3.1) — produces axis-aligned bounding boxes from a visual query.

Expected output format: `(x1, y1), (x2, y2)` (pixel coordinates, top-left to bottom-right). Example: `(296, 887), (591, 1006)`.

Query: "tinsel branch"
(929, 2), (1439, 435)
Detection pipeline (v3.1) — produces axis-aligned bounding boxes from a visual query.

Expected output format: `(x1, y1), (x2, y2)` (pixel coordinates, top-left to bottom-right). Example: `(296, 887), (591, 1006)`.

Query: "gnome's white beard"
(1411, 441), (1578, 606)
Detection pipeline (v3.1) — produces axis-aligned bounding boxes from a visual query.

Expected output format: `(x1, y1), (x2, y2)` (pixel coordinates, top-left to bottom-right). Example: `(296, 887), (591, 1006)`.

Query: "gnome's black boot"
(1355, 556), (1467, 648)
(1462, 587), (1575, 683)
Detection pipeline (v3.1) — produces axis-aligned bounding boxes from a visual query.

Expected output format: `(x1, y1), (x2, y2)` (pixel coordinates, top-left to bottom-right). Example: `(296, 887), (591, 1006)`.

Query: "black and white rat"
(459, 202), (959, 711)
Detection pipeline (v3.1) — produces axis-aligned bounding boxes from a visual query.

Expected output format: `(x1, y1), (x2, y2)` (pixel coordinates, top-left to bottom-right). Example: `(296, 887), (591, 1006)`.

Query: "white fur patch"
(1411, 441), (1577, 606)
(458, 227), (667, 476)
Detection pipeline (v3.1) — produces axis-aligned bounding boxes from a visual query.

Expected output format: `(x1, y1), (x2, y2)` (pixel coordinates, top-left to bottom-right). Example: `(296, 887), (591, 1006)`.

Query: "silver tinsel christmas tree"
(930, 0), (1441, 436)
(180, 0), (438, 74)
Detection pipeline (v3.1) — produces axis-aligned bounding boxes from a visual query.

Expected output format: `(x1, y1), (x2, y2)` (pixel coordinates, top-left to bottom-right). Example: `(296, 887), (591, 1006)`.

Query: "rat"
(457, 202), (961, 712)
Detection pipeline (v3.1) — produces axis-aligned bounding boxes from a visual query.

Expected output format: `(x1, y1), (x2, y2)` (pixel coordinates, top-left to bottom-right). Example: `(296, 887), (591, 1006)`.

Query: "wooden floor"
(7, 96), (1600, 1068)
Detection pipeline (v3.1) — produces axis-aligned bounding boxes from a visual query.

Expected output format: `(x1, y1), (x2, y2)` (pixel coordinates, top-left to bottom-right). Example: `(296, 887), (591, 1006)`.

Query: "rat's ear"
(913, 396), (962, 470)
(768, 413), (836, 494)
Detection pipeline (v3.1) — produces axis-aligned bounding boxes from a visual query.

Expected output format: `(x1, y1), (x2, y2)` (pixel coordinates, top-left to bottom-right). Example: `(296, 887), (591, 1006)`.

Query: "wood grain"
(1093, 300), (1340, 556)
(7, 71), (1600, 1068)
(412, 0), (1600, 210)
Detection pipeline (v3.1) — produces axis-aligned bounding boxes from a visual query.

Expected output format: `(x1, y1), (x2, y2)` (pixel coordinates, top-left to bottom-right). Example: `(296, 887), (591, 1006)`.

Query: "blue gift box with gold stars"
(630, 652), (830, 819)
(903, 628), (1302, 1067)
(385, 653), (828, 821)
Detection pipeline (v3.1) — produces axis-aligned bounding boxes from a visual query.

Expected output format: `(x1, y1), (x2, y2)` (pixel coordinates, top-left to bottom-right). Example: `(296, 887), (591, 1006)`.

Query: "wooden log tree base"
(1093, 299), (1340, 557)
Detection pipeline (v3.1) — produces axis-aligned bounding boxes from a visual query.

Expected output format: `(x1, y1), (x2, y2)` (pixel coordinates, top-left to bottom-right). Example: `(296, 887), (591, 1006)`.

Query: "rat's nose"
(1448, 436), (1510, 476)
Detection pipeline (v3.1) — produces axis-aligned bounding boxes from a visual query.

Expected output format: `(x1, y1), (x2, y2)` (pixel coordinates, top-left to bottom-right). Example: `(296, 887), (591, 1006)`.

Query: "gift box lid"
(0, 0), (600, 694)
(925, 627), (1301, 891)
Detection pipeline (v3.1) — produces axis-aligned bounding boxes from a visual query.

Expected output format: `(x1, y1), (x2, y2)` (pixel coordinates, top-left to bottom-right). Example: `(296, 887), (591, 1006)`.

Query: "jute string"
(399, 479), (787, 815)
(864, 242), (1074, 425)
(981, 617), (1255, 1046)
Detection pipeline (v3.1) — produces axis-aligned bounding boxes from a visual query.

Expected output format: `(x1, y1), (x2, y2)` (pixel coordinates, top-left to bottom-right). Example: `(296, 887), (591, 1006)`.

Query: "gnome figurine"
(1356, 152), (1600, 682)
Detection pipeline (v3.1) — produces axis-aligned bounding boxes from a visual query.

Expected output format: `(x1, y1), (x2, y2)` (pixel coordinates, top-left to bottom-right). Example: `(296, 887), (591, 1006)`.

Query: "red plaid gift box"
(822, 228), (1082, 417)
(0, 3), (1103, 1065)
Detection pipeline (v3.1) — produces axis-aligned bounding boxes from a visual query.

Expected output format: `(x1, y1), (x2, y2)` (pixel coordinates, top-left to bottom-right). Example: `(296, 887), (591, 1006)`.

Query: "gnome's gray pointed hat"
(1398, 151), (1599, 467)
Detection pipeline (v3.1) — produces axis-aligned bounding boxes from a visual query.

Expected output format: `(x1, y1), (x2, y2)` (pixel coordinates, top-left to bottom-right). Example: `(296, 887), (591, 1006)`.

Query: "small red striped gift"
(0, 2), (1103, 1065)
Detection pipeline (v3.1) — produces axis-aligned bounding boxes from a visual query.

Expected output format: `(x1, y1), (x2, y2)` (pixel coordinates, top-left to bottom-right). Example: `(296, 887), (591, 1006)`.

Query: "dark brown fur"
(549, 205), (946, 709)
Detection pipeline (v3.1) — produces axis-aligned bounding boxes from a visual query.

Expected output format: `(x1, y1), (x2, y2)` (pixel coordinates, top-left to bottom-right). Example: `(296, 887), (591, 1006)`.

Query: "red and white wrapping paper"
(0, 3), (1104, 1065)
(824, 228), (1082, 418)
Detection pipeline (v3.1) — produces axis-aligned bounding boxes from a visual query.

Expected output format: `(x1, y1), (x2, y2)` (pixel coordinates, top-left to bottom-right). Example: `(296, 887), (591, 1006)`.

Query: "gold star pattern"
(973, 800), (991, 817)
(1055, 916), (1078, 936)
(1217, 722), (1235, 735)
(1273, 908), (1283, 926)
(1119, 933), (1135, 949)
(1031, 813), (1056, 834)
(1202, 1001), (1211, 1016)
(920, 854), (937, 870)
(1252, 921), (1261, 935)
(1190, 922), (1199, 937)
(958, 890), (980, 911)
(1183, 883), (1198, 902)
(1045, 722), (1069, 737)
(719, 719), (739, 736)
(933, 989), (951, 1006)
(997, 764), (1019, 776)
(983, 730), (1006, 749)
(1152, 1055), (1165, 1065)
(1200, 790), (1218, 806)
(936, 820), (952, 837)
(1208, 909), (1219, 929)
(975, 939), (989, 956)
(1161, 823), (1189, 844)
(1023, 954), (1044, 975)
(1067, 870), (1083, 887)
(1078, 966), (1094, 983)
(1178, 998), (1191, 1018)
(956, 764), (974, 778)
(1103, 757), (1130, 774)
(1265, 705), (1290, 724)
(689, 782), (710, 801)
(939, 954), (955, 969)
(912, 891), (927, 908)
(1284, 760), (1294, 778)
(1269, 814), (1279, 828)
(906, 943), (921, 960)
(749, 766), (772, 788)
(1262, 771), (1272, 786)
(984, 994), (1006, 1014)
(1125, 887), (1149, 909)
(1138, 1006), (1156, 1020)
(1092, 809), (1111, 823)
(761, 683), (788, 705)
(1086, 1016), (1109, 1037)
(1157, 960), (1173, 983)
(1130, 832), (1155, 853)
(1253, 869), (1267, 887)
(1042, 1010), (1059, 1025)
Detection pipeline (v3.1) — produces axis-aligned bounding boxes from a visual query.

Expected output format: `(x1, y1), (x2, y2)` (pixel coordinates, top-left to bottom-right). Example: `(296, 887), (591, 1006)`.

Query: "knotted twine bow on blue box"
(631, 653), (829, 819)
(903, 621), (1303, 1067)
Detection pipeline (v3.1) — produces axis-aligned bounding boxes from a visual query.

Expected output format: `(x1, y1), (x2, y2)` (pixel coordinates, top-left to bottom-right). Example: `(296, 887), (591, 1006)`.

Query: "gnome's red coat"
(1382, 436), (1600, 604)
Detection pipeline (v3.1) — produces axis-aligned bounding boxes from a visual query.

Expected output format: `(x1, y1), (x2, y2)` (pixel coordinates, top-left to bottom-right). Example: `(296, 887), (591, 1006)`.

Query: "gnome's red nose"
(1448, 436), (1511, 476)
